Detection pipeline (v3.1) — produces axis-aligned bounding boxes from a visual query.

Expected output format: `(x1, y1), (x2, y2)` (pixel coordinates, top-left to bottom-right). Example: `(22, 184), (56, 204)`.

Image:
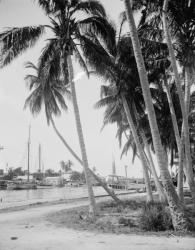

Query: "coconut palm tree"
(24, 61), (123, 205)
(123, 0), (192, 230)
(162, 0), (195, 206)
(132, 0), (195, 207)
(84, 26), (170, 201)
(60, 160), (73, 173)
(95, 83), (154, 202)
(0, 0), (116, 217)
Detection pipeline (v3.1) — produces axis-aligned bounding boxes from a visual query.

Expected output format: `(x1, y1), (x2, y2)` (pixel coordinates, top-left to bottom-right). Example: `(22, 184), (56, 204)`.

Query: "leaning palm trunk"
(124, 0), (192, 230)
(133, 104), (166, 202)
(177, 130), (185, 203)
(122, 95), (153, 202)
(163, 0), (195, 207)
(163, 78), (184, 203)
(141, 132), (167, 203)
(67, 55), (96, 216)
(50, 117), (123, 205)
(163, 78), (181, 150)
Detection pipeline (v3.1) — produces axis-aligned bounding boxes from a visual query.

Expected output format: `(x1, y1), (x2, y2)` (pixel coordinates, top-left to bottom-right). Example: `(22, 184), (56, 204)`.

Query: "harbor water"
(0, 186), (109, 209)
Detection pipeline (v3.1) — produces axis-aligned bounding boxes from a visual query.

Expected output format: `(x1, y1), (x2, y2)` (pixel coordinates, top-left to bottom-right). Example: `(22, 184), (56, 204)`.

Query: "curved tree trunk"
(67, 55), (96, 217)
(50, 117), (123, 205)
(163, 0), (195, 207)
(124, 0), (192, 231)
(122, 95), (153, 202)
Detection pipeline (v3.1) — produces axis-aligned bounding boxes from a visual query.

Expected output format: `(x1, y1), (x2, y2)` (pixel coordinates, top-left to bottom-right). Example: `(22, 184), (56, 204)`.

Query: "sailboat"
(7, 126), (37, 190)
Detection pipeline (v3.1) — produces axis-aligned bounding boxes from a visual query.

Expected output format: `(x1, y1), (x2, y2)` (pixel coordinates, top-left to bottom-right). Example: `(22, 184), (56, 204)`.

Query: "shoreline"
(0, 190), (140, 214)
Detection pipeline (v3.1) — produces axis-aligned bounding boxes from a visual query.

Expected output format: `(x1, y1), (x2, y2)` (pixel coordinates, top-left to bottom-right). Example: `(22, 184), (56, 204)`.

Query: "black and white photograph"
(0, 0), (195, 249)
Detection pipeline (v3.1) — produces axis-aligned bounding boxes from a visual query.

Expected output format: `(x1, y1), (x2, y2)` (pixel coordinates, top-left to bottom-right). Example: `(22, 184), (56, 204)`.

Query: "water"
(0, 186), (109, 209)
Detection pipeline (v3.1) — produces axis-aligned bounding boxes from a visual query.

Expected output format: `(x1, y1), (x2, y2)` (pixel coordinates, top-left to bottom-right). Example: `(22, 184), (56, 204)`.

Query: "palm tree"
(123, 0), (192, 230)
(162, 0), (195, 206)
(24, 61), (123, 206)
(0, 0), (115, 217)
(82, 15), (170, 202)
(97, 83), (166, 202)
(60, 160), (73, 172)
(132, 0), (195, 207)
(86, 29), (156, 202)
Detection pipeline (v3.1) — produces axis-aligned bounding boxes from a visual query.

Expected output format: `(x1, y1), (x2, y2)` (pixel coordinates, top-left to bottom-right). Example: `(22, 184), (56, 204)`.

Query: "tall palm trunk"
(122, 95), (153, 202)
(50, 117), (123, 205)
(184, 66), (195, 204)
(124, 0), (191, 230)
(67, 55), (96, 216)
(163, 0), (195, 206)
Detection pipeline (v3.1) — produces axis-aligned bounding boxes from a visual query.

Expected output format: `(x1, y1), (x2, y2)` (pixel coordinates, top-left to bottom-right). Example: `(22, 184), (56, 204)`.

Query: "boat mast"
(27, 125), (31, 182)
(38, 143), (41, 173)
(112, 156), (116, 175)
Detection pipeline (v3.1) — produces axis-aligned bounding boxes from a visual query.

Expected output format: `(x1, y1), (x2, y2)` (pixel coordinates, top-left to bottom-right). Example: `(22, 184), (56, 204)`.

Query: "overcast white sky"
(0, 0), (144, 178)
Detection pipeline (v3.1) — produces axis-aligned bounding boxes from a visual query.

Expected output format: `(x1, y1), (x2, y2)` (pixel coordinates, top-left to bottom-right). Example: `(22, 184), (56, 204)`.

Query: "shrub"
(139, 202), (173, 231)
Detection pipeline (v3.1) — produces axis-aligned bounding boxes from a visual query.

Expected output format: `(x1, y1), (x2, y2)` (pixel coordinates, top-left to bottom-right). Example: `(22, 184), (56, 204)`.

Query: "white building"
(45, 176), (63, 186)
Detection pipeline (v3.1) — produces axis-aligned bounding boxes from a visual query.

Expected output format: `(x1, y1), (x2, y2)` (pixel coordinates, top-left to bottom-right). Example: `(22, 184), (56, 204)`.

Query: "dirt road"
(0, 198), (195, 250)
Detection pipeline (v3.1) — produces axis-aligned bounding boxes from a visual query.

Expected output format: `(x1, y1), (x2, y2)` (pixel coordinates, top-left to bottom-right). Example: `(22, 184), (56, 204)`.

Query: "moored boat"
(0, 180), (8, 190)
(7, 180), (37, 190)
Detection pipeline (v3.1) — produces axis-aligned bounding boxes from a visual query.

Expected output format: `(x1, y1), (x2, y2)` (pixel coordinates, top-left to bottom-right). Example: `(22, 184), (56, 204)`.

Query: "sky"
(0, 0), (144, 178)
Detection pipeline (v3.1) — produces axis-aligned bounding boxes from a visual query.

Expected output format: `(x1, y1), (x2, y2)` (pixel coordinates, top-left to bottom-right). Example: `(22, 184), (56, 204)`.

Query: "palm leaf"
(73, 44), (89, 77)
(36, 0), (67, 15)
(78, 16), (116, 54)
(71, 0), (106, 17)
(38, 39), (62, 83)
(94, 95), (117, 109)
(0, 26), (44, 67)
(24, 87), (43, 115)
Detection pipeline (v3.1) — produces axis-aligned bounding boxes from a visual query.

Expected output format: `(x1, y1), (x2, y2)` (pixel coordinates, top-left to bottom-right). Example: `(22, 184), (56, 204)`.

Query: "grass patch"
(47, 198), (195, 236)
(139, 202), (173, 231)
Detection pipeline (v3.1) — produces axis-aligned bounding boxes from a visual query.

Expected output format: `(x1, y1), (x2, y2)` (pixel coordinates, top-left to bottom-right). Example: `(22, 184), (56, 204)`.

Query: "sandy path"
(0, 198), (195, 250)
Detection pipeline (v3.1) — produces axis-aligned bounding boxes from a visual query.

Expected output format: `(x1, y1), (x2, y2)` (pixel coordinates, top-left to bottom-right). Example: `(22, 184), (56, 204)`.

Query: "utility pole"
(27, 125), (31, 182)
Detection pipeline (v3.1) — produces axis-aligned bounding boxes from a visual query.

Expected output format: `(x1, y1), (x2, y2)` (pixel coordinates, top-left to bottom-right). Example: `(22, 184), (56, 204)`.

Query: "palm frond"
(70, 0), (106, 17)
(78, 16), (116, 54)
(24, 74), (39, 90)
(79, 35), (114, 80)
(0, 26), (44, 67)
(94, 95), (117, 109)
(24, 87), (43, 115)
(73, 44), (89, 77)
(120, 135), (138, 163)
(36, 0), (67, 15)
(53, 86), (68, 111)
(25, 61), (38, 70)
(38, 39), (62, 83)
